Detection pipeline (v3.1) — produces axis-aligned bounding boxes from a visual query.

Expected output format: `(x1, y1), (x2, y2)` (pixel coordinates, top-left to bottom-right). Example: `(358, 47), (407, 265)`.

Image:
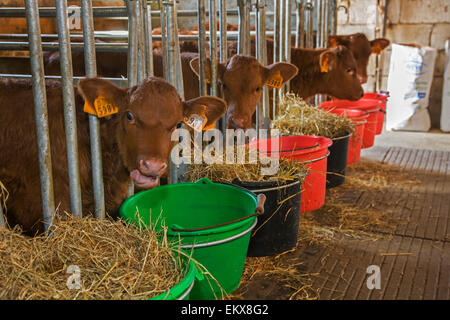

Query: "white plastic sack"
(386, 44), (437, 131)
(441, 40), (450, 132)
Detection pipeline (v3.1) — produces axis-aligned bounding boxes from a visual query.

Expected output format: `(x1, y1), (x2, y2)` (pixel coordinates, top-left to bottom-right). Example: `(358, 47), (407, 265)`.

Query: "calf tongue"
(130, 169), (159, 189)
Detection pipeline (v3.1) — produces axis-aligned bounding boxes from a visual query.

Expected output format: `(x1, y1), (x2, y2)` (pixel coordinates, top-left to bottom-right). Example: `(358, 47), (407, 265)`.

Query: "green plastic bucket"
(151, 252), (200, 300)
(120, 178), (259, 300)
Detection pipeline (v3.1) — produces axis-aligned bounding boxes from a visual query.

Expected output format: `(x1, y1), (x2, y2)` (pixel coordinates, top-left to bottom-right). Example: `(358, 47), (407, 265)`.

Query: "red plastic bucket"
(320, 99), (380, 149)
(320, 108), (369, 165)
(248, 135), (332, 214)
(364, 93), (389, 135)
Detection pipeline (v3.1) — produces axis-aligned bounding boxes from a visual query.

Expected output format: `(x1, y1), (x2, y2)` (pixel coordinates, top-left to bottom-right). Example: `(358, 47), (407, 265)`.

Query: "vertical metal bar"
(127, 0), (139, 86)
(159, 0), (169, 79)
(209, 0), (218, 98)
(305, 0), (314, 48)
(143, 0), (154, 77)
(136, 0), (145, 82)
(284, 0), (292, 91)
(164, 0), (184, 184)
(256, 0), (269, 130)
(279, 0), (285, 62)
(126, 0), (138, 195)
(315, 0), (322, 48)
(219, 0), (227, 132)
(295, 0), (305, 48)
(197, 0), (207, 96)
(55, 0), (82, 218)
(25, 0), (55, 232)
(237, 0), (250, 56)
(272, 0), (280, 118)
(81, 0), (106, 220)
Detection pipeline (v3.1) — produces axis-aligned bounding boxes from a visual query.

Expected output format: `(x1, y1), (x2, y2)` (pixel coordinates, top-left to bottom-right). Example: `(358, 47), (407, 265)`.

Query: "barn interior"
(0, 0), (448, 301)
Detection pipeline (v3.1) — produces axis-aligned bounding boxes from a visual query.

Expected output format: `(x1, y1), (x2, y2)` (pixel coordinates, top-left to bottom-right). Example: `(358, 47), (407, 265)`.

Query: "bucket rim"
(119, 180), (258, 238)
(248, 179), (302, 193)
(249, 135), (333, 155)
(178, 217), (258, 249)
(331, 133), (353, 142)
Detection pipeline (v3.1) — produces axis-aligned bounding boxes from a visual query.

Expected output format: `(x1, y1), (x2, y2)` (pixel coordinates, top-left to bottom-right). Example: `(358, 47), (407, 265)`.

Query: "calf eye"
(126, 111), (135, 122)
(346, 68), (354, 74)
(255, 87), (262, 92)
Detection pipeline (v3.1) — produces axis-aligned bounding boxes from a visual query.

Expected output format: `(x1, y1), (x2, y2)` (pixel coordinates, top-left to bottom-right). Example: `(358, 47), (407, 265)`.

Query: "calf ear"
(264, 62), (299, 89)
(190, 57), (227, 83)
(319, 49), (337, 73)
(183, 96), (227, 131)
(370, 38), (390, 54)
(77, 78), (128, 118)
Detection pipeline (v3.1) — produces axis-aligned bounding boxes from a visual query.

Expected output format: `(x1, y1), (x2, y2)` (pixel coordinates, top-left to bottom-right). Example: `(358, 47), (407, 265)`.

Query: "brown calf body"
(0, 77), (226, 235)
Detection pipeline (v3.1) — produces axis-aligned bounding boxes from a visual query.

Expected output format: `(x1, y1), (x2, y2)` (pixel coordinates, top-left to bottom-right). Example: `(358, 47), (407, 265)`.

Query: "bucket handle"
(170, 193), (266, 233)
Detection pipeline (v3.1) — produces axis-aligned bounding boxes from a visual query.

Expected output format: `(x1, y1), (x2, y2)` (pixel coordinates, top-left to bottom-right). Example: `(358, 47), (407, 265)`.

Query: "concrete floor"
(369, 129), (450, 152)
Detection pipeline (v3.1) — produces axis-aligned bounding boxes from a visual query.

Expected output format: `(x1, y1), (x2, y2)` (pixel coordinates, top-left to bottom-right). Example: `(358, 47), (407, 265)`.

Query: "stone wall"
(337, 0), (450, 129)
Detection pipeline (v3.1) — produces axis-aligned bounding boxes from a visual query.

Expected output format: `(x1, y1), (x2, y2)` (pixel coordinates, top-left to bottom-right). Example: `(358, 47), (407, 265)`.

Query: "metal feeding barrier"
(0, 0), (337, 231)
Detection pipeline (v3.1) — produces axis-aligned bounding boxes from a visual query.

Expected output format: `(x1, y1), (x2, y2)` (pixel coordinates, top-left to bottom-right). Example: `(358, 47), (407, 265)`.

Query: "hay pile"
(0, 216), (188, 300)
(182, 147), (309, 184)
(271, 94), (356, 139)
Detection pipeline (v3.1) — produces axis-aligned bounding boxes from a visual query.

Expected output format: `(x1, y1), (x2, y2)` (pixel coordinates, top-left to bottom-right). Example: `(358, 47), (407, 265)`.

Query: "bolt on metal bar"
(197, 0), (208, 96)
(55, 0), (83, 218)
(81, 0), (106, 220)
(24, 0), (55, 233)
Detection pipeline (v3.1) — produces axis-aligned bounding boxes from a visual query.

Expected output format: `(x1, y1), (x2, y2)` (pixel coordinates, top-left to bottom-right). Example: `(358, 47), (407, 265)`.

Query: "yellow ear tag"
(84, 95), (118, 118)
(265, 71), (284, 89)
(321, 56), (329, 73)
(184, 113), (208, 131)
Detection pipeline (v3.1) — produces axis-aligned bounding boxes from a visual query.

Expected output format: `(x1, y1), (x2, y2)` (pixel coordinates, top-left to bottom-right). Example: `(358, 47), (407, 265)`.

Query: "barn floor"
(230, 144), (450, 300)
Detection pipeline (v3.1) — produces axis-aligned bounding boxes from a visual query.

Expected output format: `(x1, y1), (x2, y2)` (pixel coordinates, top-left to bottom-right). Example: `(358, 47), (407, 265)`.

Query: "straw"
(182, 146), (309, 184)
(271, 94), (356, 139)
(0, 214), (188, 300)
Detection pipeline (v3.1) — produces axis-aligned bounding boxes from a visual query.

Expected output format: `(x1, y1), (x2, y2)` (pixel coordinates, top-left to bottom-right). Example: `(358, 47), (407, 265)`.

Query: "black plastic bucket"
(326, 134), (351, 188)
(232, 179), (302, 257)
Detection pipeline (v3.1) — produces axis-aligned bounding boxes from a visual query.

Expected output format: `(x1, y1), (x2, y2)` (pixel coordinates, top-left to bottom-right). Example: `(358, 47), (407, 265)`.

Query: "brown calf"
(0, 77), (226, 235)
(289, 45), (364, 101)
(187, 54), (298, 129)
(328, 33), (390, 84)
(228, 39), (363, 101)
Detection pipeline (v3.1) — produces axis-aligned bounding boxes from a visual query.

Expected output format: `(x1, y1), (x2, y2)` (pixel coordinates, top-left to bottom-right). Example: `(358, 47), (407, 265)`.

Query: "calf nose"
(230, 117), (246, 129)
(358, 75), (368, 84)
(138, 159), (167, 177)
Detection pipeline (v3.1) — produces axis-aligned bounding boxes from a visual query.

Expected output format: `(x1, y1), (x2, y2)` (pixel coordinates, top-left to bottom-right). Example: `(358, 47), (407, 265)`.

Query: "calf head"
(190, 55), (298, 129)
(77, 77), (226, 190)
(319, 45), (364, 101)
(328, 33), (390, 84)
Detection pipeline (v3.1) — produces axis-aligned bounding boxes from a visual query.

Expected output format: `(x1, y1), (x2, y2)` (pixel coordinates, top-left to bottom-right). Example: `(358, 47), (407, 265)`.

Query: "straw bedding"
(0, 215), (187, 300)
(271, 94), (356, 139)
